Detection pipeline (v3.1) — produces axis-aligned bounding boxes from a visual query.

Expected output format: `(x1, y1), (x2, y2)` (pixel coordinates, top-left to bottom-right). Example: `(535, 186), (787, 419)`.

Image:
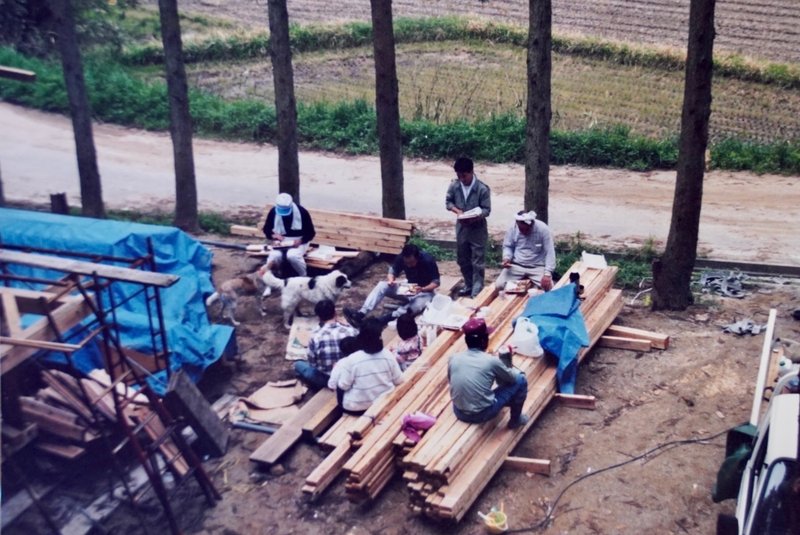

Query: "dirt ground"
(166, 242), (800, 535)
(3, 103), (799, 266)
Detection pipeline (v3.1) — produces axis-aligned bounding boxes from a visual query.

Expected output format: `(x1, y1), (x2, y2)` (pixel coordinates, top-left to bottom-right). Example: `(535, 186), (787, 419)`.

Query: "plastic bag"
(511, 317), (544, 357)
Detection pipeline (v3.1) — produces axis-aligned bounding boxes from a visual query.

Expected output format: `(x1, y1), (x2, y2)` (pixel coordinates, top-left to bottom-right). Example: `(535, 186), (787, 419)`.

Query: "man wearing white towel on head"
(495, 210), (556, 292)
(262, 193), (316, 282)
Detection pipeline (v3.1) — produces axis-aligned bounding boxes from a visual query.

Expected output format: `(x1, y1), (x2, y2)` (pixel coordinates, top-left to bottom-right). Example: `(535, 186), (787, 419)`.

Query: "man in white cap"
(495, 210), (556, 292)
(261, 193), (316, 282)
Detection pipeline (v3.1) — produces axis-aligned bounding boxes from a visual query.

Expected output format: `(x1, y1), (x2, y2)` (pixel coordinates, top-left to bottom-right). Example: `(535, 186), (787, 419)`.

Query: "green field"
(180, 40), (800, 145)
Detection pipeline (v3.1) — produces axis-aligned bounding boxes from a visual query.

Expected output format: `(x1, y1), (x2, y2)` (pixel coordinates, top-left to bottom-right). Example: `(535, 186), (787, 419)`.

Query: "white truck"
(714, 309), (800, 535)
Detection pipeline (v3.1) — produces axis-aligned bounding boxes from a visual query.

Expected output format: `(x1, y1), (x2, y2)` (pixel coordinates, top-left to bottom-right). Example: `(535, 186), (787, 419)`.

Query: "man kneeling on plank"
(448, 318), (529, 429)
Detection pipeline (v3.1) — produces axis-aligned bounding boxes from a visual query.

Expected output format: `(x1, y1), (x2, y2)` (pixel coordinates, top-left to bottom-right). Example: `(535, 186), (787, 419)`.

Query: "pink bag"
(401, 411), (437, 443)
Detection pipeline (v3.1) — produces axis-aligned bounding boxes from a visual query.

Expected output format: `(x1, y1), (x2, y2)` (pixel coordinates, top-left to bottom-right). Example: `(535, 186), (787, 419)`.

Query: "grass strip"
(1, 47), (797, 174)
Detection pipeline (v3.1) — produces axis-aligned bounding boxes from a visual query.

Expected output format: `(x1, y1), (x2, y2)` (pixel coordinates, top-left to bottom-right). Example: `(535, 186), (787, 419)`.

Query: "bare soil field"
(185, 41), (800, 143)
(171, 0), (800, 64)
(135, 247), (800, 534)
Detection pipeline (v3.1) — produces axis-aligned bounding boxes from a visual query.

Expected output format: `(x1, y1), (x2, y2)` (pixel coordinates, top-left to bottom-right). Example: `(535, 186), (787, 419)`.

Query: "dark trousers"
(453, 373), (527, 424)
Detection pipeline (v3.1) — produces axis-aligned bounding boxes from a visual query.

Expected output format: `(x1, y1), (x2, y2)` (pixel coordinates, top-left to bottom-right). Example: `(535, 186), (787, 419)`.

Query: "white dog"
(205, 272), (267, 326)
(261, 269), (352, 328)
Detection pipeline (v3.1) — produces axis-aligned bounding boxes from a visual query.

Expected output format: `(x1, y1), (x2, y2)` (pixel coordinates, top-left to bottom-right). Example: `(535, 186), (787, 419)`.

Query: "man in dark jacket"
(262, 193), (315, 281)
(446, 157), (491, 298)
(345, 244), (440, 327)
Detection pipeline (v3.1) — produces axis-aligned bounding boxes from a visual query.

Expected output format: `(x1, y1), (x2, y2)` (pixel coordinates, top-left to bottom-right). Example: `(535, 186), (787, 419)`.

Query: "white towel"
(273, 203), (302, 235)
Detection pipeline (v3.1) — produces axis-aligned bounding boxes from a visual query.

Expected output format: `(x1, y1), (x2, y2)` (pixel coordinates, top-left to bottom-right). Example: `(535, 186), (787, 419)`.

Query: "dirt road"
(2, 102), (798, 264)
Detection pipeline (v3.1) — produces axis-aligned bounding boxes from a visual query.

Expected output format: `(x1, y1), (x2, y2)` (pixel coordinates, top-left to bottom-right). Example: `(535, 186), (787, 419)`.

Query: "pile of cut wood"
(231, 208), (415, 269)
(298, 260), (668, 520)
(11, 369), (189, 475)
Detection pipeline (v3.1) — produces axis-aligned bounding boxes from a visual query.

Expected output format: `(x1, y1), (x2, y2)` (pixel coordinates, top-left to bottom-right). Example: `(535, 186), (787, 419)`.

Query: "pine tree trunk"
(371, 0), (406, 220)
(267, 0), (300, 202)
(158, 0), (198, 232)
(51, 0), (105, 218)
(652, 0), (716, 310)
(524, 0), (552, 223)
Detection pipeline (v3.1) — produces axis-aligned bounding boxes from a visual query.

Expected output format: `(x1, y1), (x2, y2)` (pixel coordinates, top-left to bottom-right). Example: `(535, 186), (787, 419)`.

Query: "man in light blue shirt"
(495, 210), (556, 292)
(447, 318), (528, 429)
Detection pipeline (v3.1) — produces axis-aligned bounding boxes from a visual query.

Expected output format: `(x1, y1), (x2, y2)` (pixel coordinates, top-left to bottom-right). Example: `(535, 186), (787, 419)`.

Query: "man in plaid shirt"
(294, 300), (358, 389)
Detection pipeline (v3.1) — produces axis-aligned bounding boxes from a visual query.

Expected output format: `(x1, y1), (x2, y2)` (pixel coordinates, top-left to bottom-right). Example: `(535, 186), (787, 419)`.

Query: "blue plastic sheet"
(0, 208), (234, 393)
(516, 284), (589, 393)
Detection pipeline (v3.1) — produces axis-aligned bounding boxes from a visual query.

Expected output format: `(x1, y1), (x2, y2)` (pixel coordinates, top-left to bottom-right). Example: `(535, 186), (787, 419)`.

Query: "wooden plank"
(503, 456), (551, 475)
(597, 335), (651, 352)
(554, 393), (597, 410)
(303, 440), (354, 500)
(19, 396), (94, 442)
(1, 296), (94, 374)
(165, 369), (229, 457)
(0, 66), (36, 82)
(0, 287), (64, 314)
(300, 393), (340, 439)
(1, 293), (22, 336)
(0, 336), (82, 352)
(604, 324), (669, 350)
(0, 249), (178, 288)
(250, 388), (336, 465)
(35, 439), (85, 459)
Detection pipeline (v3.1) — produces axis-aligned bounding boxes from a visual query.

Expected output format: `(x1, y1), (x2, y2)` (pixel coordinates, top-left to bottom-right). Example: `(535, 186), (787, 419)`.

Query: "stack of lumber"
(19, 369), (188, 474)
(303, 261), (625, 520)
(231, 207), (415, 257)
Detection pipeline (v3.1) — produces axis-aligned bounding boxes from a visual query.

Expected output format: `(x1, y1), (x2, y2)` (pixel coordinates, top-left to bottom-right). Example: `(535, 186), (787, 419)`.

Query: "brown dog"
(205, 272), (267, 326)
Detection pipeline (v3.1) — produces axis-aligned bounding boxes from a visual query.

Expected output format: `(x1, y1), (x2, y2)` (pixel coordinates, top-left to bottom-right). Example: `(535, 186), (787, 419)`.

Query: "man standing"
(446, 157), (491, 298)
(495, 210), (556, 292)
(344, 244), (440, 327)
(448, 318), (528, 429)
(294, 300), (357, 390)
(262, 192), (315, 282)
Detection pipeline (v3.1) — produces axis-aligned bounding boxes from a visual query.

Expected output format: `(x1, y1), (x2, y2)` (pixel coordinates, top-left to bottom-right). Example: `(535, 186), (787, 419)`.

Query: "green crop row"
(121, 16), (800, 90)
(1, 47), (797, 174)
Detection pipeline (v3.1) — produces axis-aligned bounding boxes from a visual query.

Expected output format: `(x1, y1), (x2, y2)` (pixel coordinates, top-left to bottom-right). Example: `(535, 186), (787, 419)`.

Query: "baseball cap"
(461, 317), (495, 336)
(275, 193), (293, 216)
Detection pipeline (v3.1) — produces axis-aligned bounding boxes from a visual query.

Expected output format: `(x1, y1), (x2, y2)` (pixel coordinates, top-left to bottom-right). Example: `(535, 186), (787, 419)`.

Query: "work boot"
(344, 307), (365, 329)
(375, 312), (395, 327)
(458, 286), (472, 297)
(507, 414), (529, 430)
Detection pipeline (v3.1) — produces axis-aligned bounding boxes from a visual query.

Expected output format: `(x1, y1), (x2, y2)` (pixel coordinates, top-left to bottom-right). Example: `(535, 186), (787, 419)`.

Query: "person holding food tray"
(345, 244), (440, 328)
(495, 210), (556, 293)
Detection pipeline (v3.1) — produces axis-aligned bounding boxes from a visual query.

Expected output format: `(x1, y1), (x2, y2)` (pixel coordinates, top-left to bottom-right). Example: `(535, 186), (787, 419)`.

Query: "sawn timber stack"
(303, 261), (624, 521)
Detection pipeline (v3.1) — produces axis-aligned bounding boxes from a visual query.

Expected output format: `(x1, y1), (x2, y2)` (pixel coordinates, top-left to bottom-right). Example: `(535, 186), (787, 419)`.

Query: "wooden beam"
(300, 393), (340, 439)
(1, 293), (22, 336)
(0, 296), (94, 374)
(0, 249), (178, 287)
(604, 325), (669, 350)
(165, 370), (229, 457)
(250, 388), (336, 466)
(555, 393), (597, 410)
(0, 336), (82, 352)
(503, 456), (551, 475)
(0, 66), (36, 82)
(597, 335), (652, 352)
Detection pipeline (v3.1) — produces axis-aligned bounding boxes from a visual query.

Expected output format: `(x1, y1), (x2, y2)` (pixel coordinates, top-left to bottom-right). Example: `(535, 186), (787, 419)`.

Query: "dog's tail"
(260, 269), (286, 291)
(205, 292), (220, 307)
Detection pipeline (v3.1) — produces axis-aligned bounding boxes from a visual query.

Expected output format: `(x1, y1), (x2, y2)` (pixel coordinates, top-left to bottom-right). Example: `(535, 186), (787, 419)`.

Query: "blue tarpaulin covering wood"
(0, 208), (233, 393)
(516, 283), (589, 393)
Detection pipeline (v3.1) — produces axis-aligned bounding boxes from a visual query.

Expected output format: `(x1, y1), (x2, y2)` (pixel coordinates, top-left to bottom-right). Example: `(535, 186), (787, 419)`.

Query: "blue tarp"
(516, 284), (590, 393)
(0, 208), (234, 393)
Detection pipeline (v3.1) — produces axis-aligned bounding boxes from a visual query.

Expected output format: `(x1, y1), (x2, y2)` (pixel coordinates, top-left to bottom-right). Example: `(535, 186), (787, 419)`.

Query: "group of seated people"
(269, 192), (556, 428)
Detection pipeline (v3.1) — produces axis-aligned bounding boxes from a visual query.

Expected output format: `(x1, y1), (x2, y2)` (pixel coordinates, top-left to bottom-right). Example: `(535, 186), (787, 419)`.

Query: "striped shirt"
(307, 321), (358, 374)
(328, 349), (403, 412)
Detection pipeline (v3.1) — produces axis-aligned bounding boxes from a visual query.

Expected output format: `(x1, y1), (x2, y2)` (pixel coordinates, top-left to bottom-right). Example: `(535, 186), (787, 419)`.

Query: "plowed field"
(175, 0), (800, 64)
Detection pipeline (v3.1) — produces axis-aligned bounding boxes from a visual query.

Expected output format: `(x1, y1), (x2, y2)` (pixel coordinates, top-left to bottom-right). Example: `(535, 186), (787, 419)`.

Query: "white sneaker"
(262, 287), (272, 297)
